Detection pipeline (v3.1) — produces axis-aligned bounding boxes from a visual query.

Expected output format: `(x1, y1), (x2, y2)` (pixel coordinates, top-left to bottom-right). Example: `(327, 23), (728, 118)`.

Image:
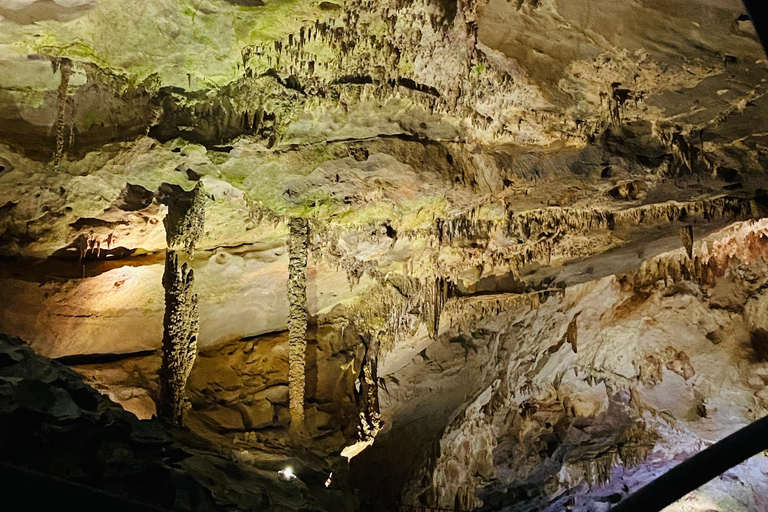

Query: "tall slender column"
(158, 183), (206, 426)
(53, 58), (71, 167)
(287, 217), (309, 436)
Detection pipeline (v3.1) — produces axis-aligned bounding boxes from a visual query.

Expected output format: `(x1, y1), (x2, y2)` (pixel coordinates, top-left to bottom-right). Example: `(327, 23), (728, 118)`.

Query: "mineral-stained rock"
(3, 0), (768, 509)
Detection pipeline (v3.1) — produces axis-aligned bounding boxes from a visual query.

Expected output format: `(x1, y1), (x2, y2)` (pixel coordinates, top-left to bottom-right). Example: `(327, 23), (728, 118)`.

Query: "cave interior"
(2, 0), (768, 511)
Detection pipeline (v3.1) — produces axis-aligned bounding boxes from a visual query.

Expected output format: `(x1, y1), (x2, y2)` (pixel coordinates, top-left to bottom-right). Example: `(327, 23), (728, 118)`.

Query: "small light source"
(278, 467), (296, 481)
(324, 472), (333, 488)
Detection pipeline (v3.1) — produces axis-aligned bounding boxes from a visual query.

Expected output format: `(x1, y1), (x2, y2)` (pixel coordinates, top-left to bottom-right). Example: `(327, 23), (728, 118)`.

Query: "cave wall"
(2, 0), (768, 510)
(401, 222), (768, 511)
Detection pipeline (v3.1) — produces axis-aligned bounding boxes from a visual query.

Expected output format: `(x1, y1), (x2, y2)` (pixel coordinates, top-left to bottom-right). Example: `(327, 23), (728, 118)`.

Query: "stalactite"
(429, 277), (450, 339)
(245, 196), (284, 227)
(624, 220), (768, 290)
(680, 225), (694, 258)
(357, 334), (382, 445)
(443, 289), (562, 332)
(158, 183), (206, 427)
(584, 451), (622, 488)
(53, 58), (72, 167)
(287, 216), (309, 436)
(566, 312), (579, 353)
(346, 275), (455, 355)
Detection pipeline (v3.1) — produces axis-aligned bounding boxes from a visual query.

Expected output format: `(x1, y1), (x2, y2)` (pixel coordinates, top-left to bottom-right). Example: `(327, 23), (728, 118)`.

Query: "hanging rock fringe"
(288, 217), (309, 436)
(624, 220), (768, 289)
(348, 275), (453, 355)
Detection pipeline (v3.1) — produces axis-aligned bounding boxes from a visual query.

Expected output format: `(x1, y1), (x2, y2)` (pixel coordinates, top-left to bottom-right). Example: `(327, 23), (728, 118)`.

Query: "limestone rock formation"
(1, 0), (768, 510)
(159, 183), (206, 426)
(0, 333), (354, 511)
(288, 216), (309, 435)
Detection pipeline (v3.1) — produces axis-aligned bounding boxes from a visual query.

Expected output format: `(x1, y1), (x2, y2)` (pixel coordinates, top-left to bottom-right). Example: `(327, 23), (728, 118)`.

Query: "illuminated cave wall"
(1, 0), (768, 511)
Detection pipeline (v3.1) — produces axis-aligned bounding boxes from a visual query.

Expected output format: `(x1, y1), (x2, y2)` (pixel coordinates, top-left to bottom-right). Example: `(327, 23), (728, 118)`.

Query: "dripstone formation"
(2, 1), (768, 511)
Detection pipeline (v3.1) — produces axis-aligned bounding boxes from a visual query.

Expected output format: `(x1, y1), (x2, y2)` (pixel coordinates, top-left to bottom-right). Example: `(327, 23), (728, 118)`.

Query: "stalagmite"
(287, 217), (309, 436)
(53, 58), (72, 167)
(158, 183), (206, 426)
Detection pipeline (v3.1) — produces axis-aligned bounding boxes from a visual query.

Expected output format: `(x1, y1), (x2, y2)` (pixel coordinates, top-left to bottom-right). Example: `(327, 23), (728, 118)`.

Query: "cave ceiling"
(1, 0), (767, 352)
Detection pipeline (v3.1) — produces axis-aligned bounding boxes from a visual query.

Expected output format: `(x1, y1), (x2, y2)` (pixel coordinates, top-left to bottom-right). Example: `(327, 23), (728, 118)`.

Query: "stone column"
(158, 183), (206, 426)
(53, 58), (71, 167)
(287, 217), (309, 436)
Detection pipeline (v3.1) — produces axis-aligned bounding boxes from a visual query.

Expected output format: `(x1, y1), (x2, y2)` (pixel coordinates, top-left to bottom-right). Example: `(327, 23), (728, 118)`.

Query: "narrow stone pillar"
(287, 217), (309, 436)
(158, 183), (206, 426)
(53, 58), (71, 167)
(358, 334), (382, 444)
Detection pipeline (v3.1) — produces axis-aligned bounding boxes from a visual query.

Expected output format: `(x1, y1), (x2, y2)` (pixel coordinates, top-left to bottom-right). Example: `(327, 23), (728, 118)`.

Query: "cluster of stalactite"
(576, 444), (652, 489)
(348, 275), (454, 355)
(246, 178), (764, 310)
(52, 58), (72, 167)
(502, 197), (752, 243)
(443, 288), (562, 332)
(387, 275), (452, 339)
(429, 196), (758, 279)
(565, 422), (655, 489)
(651, 86), (767, 176)
(158, 183), (206, 427)
(245, 196), (285, 228)
(623, 220), (768, 290)
(651, 123), (702, 175)
(287, 217), (310, 436)
(436, 214), (495, 245)
(227, 0), (563, 145)
(403, 366), (656, 510)
(400, 225), (768, 508)
(602, 83), (636, 126)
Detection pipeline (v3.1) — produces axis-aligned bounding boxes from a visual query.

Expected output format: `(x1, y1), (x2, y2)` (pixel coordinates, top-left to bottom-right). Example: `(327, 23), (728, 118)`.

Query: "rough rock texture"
(2, 0), (768, 510)
(397, 221), (768, 511)
(287, 216), (309, 435)
(159, 183), (206, 426)
(159, 252), (199, 425)
(73, 328), (363, 453)
(0, 333), (357, 512)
